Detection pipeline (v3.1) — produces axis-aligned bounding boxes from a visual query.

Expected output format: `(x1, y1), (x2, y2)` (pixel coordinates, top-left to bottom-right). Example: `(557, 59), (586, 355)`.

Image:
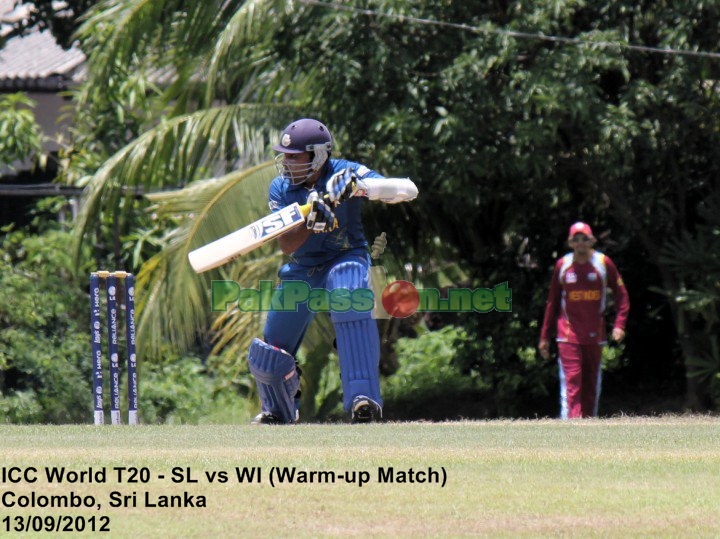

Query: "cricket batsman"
(538, 222), (630, 419)
(247, 118), (418, 424)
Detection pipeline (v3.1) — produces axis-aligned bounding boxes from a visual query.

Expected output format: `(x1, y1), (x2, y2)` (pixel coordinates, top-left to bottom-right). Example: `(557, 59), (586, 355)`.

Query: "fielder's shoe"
(351, 396), (382, 423)
(250, 411), (283, 425)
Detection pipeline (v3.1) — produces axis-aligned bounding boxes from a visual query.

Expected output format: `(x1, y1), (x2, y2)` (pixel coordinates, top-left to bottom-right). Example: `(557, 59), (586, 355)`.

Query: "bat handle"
(299, 202), (313, 217)
(300, 190), (336, 215)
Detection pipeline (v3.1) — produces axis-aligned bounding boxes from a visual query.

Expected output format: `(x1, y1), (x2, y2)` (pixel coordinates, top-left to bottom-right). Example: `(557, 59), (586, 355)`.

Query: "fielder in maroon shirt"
(539, 222), (630, 419)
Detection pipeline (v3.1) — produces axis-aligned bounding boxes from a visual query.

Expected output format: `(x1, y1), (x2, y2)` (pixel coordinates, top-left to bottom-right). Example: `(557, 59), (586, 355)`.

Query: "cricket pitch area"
(1, 416), (719, 538)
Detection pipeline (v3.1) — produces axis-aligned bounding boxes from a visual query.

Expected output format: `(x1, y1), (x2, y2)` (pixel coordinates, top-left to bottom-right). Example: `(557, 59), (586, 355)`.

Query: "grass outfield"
(1, 417), (719, 538)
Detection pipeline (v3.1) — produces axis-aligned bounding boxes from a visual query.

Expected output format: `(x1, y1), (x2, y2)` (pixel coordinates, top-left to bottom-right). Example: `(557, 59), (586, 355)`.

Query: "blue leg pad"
(326, 259), (382, 411)
(333, 318), (382, 412)
(326, 259), (371, 323)
(248, 338), (300, 423)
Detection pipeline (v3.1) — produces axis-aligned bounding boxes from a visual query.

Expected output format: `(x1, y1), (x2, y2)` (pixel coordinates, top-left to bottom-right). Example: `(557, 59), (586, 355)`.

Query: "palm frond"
(137, 158), (342, 369)
(204, 0), (293, 103)
(72, 104), (278, 264)
(135, 162), (279, 357)
(77, 0), (244, 84)
(77, 0), (297, 110)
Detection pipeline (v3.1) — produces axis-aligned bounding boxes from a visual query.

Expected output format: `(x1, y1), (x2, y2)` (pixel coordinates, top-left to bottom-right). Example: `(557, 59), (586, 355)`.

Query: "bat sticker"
(260, 206), (303, 237)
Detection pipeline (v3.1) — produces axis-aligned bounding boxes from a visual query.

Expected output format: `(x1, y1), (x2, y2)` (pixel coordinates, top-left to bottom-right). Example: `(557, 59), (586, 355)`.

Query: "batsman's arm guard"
(355, 178), (418, 204)
(247, 338), (300, 423)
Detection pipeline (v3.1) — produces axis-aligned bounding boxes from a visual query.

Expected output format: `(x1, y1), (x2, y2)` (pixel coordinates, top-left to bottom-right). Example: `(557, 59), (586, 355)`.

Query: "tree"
(0, 93), (44, 170)
(3, 0), (98, 49)
(68, 0), (720, 417)
(0, 226), (93, 423)
(656, 194), (720, 411)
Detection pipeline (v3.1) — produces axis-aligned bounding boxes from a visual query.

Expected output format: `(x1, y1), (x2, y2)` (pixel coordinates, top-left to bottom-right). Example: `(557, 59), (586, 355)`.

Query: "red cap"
(568, 222), (593, 238)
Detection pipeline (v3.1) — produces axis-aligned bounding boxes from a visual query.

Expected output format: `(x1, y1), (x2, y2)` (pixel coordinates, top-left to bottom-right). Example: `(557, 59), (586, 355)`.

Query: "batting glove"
(306, 191), (338, 233)
(326, 168), (359, 205)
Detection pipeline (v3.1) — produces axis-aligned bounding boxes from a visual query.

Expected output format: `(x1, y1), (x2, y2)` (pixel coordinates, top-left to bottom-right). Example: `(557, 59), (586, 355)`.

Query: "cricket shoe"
(250, 411), (284, 425)
(351, 396), (382, 423)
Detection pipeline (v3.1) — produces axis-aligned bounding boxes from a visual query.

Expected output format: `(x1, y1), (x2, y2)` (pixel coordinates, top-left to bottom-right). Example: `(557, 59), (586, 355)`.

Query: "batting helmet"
(273, 118), (333, 184)
(273, 118), (333, 154)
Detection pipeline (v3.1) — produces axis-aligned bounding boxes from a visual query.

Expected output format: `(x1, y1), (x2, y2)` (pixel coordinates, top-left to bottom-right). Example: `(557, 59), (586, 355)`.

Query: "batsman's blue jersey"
(268, 158), (384, 266)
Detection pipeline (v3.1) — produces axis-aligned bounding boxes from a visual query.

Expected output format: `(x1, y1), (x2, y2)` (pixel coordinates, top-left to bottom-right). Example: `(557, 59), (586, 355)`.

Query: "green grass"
(1, 417), (719, 538)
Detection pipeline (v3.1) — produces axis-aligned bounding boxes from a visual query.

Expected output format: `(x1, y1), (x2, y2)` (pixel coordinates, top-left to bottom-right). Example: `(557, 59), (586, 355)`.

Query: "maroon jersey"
(540, 251), (629, 345)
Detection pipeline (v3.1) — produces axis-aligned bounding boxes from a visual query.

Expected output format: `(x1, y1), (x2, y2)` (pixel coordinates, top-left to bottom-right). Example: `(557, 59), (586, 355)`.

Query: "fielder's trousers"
(557, 342), (603, 419)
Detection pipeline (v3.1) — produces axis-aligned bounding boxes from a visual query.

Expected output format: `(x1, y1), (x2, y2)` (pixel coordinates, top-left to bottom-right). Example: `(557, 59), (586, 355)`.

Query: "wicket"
(90, 271), (138, 425)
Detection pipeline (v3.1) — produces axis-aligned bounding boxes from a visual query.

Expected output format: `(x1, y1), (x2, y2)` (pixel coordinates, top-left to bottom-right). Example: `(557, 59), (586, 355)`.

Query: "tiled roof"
(0, 31), (85, 90)
(0, 0), (27, 30)
(0, 1), (174, 91)
(0, 0), (86, 90)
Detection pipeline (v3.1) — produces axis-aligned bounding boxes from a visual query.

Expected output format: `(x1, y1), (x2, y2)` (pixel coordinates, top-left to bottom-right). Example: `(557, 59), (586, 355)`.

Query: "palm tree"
(70, 0), (475, 378)
(69, 0), (480, 419)
(70, 0), (313, 361)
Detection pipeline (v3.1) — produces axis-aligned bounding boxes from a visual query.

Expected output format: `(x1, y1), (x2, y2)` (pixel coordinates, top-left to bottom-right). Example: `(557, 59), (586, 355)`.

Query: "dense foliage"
(0, 220), (254, 424)
(2, 1), (720, 421)
(0, 93), (44, 170)
(266, 0), (720, 412)
(0, 226), (91, 422)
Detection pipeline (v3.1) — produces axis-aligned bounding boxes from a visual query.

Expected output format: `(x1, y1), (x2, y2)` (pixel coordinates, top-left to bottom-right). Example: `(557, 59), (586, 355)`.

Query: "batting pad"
(325, 258), (382, 411)
(247, 338), (300, 423)
(326, 258), (370, 323)
(333, 318), (382, 412)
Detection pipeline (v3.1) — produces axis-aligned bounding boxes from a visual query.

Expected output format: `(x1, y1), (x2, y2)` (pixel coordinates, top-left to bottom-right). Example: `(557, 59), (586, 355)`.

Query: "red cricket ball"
(381, 280), (420, 318)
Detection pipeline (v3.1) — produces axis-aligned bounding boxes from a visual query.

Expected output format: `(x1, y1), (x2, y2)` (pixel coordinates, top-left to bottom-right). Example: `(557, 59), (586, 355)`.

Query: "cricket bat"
(188, 202), (311, 273)
(187, 178), (418, 273)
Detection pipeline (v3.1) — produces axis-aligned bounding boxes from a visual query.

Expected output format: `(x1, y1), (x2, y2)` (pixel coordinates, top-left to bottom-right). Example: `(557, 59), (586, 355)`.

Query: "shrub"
(382, 326), (485, 420)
